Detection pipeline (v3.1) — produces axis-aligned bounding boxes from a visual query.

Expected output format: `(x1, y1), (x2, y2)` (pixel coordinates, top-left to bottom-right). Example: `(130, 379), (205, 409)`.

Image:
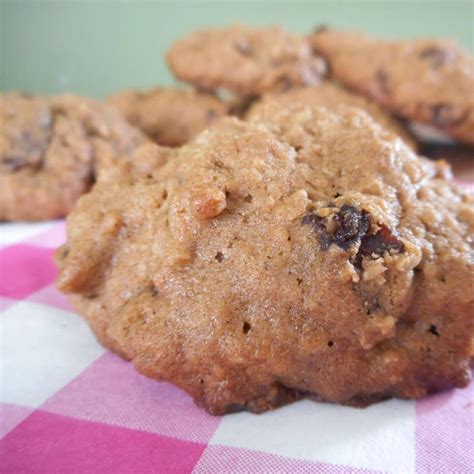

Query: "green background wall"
(1, 1), (473, 99)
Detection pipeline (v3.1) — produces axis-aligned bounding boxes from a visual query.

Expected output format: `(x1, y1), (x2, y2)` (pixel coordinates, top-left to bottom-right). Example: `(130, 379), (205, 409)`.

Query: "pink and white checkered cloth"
(0, 214), (473, 473)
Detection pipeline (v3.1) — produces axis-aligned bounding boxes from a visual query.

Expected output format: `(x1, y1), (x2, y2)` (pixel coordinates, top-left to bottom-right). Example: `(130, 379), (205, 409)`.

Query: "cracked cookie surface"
(167, 24), (327, 95)
(0, 92), (147, 221)
(107, 87), (228, 147)
(310, 29), (474, 145)
(57, 105), (473, 415)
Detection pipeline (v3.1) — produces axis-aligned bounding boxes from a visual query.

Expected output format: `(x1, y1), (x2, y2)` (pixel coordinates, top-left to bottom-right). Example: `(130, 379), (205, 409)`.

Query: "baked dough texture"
(247, 82), (417, 150)
(167, 25), (327, 95)
(309, 29), (474, 145)
(107, 87), (228, 147)
(0, 92), (147, 221)
(57, 105), (474, 415)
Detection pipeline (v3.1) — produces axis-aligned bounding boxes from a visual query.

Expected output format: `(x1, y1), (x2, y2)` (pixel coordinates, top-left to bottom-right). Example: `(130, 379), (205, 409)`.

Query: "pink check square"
(0, 410), (206, 474)
(0, 245), (57, 300)
(43, 352), (221, 444)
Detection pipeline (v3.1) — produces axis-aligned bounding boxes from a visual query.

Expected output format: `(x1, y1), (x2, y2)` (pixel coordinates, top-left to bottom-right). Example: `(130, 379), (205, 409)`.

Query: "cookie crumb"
(194, 188), (227, 219)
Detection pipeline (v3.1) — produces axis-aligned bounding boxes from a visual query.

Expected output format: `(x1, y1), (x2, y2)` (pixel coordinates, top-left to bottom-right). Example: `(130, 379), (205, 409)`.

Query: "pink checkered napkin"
(1, 209), (473, 473)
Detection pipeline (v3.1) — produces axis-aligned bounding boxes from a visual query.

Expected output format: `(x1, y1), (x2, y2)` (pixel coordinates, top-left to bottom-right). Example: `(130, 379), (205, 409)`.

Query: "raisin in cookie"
(310, 29), (474, 145)
(0, 92), (147, 221)
(107, 87), (228, 147)
(56, 106), (473, 415)
(247, 82), (417, 150)
(167, 24), (327, 96)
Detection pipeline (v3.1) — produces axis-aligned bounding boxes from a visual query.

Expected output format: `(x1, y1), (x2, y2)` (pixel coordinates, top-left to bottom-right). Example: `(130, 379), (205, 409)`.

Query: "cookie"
(56, 105), (473, 415)
(247, 82), (417, 150)
(167, 24), (327, 96)
(310, 29), (474, 145)
(0, 92), (147, 221)
(107, 87), (228, 147)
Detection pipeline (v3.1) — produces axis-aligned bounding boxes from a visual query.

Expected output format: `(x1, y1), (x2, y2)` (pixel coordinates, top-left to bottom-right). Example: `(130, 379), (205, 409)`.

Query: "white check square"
(0, 301), (105, 407)
(0, 222), (55, 247)
(210, 398), (415, 472)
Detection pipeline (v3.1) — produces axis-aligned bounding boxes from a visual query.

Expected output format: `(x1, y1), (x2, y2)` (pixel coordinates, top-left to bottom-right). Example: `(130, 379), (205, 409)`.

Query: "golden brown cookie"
(167, 24), (327, 95)
(310, 29), (474, 145)
(57, 105), (473, 415)
(0, 92), (147, 221)
(247, 82), (417, 150)
(107, 87), (228, 147)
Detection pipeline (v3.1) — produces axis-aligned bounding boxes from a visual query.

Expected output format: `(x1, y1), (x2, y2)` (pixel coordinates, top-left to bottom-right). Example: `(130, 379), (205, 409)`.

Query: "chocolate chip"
(375, 70), (389, 96)
(431, 104), (465, 127)
(419, 47), (452, 67)
(302, 205), (370, 250)
(243, 321), (251, 334)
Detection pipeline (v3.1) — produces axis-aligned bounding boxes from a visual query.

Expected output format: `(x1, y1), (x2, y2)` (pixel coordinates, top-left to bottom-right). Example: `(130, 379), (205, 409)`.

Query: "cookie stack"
(2, 25), (473, 415)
